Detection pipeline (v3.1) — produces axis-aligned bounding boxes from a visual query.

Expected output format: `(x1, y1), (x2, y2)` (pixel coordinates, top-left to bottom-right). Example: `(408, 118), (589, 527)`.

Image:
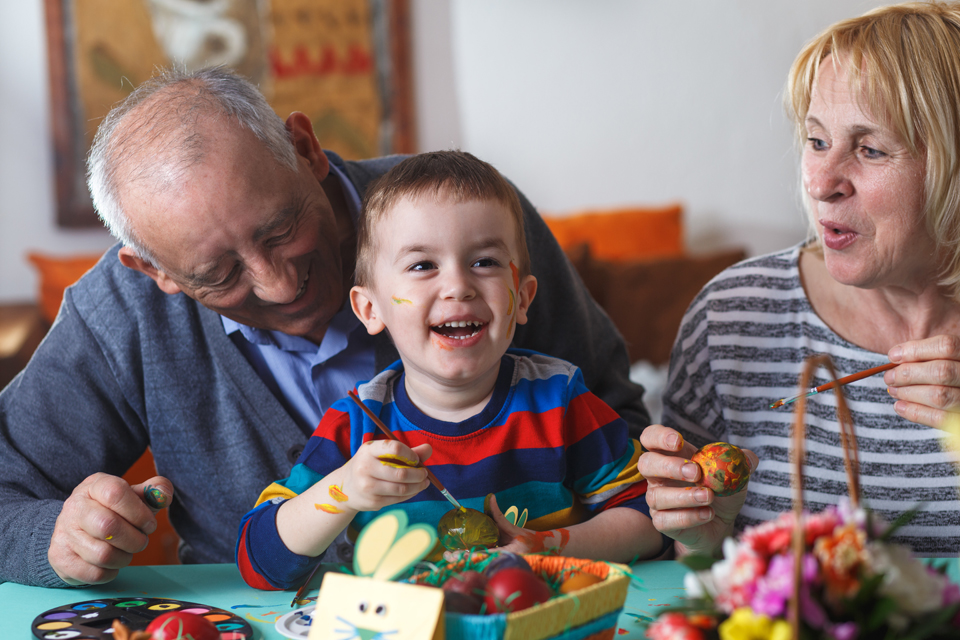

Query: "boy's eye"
(409, 261), (436, 272)
(472, 257), (500, 268)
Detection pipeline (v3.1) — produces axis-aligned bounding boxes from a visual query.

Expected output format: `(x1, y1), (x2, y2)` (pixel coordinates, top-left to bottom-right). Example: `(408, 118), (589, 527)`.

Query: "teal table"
(2, 561), (692, 639)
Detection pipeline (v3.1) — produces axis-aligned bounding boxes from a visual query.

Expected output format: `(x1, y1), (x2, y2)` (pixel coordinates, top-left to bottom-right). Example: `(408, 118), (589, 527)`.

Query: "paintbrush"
(289, 391), (468, 607)
(347, 390), (464, 511)
(770, 362), (896, 409)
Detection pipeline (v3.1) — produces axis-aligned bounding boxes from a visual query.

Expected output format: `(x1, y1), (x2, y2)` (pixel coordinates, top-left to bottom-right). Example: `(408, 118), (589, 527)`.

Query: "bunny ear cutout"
(353, 510), (439, 581)
(371, 524), (437, 581)
(354, 511), (403, 577)
(504, 505), (529, 529)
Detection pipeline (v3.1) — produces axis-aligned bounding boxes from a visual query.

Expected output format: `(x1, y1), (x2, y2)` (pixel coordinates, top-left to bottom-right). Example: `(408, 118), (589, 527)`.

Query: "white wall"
(0, 0), (890, 302)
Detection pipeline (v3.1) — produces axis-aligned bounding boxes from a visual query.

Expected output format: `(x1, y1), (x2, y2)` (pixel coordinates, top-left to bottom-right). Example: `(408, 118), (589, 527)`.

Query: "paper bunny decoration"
(309, 510), (445, 640)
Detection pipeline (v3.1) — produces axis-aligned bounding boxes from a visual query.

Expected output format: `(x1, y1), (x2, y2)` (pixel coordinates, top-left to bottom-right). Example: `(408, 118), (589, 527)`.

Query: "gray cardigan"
(0, 153), (648, 587)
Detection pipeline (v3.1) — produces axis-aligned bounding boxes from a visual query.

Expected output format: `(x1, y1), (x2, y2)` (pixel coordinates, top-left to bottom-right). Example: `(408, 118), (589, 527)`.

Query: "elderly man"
(0, 67), (648, 587)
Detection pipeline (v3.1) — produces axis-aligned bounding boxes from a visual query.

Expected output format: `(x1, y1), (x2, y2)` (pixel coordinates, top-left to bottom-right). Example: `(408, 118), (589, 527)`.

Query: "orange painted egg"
(691, 442), (750, 497)
(559, 571), (604, 594)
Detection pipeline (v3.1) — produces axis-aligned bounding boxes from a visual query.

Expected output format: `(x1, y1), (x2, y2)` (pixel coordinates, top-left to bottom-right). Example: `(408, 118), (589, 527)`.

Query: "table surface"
(9, 559), (959, 639)
(3, 561), (692, 639)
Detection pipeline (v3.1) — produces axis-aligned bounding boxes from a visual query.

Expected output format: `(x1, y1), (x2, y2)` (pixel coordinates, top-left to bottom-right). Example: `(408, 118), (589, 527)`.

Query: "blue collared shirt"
(220, 158), (376, 435)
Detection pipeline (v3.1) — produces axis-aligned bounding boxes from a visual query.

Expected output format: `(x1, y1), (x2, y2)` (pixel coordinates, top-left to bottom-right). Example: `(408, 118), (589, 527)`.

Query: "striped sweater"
(237, 350), (648, 588)
(663, 245), (960, 555)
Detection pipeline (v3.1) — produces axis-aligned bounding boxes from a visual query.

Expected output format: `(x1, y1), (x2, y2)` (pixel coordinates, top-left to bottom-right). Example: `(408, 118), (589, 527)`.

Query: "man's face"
(121, 116), (346, 343)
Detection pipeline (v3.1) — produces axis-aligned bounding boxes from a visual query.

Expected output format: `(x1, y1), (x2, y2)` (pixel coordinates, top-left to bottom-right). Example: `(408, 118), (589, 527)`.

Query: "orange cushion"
(542, 203), (684, 262)
(27, 252), (103, 324)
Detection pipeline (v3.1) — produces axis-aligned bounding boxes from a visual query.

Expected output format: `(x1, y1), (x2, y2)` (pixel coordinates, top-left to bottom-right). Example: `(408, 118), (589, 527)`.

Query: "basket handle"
(788, 354), (861, 636)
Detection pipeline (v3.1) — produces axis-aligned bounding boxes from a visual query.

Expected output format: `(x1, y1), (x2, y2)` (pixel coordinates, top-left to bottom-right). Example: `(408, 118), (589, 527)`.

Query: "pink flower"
(750, 553), (818, 618)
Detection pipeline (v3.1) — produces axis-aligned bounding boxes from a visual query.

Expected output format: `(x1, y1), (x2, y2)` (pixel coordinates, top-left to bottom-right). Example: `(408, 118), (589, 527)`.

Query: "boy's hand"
(486, 493), (568, 555)
(338, 440), (433, 511)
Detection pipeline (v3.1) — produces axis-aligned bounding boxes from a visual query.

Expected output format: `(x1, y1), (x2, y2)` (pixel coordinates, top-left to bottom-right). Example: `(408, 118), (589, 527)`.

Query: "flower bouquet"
(647, 355), (960, 640)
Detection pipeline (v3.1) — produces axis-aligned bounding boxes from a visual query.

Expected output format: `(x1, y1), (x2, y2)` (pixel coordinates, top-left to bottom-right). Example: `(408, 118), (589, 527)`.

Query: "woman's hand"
(637, 425), (757, 558)
(886, 335), (960, 429)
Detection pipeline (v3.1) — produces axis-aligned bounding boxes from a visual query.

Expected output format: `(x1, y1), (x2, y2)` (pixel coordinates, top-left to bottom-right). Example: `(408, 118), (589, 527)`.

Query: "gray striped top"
(662, 244), (960, 555)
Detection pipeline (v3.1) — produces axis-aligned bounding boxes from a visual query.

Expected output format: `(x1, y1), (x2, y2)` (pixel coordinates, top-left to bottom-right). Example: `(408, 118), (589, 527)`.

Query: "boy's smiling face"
(350, 192), (537, 398)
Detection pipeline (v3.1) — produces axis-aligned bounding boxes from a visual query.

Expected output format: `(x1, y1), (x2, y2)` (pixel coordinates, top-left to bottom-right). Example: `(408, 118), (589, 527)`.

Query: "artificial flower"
(717, 607), (791, 640)
(865, 541), (947, 616)
(646, 612), (706, 640)
(813, 522), (865, 597)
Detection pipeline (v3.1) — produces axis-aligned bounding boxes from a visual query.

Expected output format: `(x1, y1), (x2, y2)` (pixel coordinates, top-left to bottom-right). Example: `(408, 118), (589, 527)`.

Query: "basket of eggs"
(412, 550), (631, 640)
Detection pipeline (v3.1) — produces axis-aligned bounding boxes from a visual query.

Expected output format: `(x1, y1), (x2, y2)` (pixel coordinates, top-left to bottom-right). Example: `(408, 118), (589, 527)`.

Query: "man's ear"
(117, 247), (182, 295)
(514, 275), (538, 326)
(285, 112), (329, 183)
(350, 285), (386, 335)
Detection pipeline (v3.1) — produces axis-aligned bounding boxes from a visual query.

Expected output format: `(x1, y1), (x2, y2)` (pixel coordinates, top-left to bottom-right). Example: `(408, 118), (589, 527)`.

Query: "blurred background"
(0, 0), (891, 304)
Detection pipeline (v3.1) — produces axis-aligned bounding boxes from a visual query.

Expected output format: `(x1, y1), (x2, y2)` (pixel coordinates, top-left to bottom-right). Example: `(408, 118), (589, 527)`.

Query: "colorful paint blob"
(391, 296), (412, 305)
(315, 503), (344, 514)
(143, 484), (169, 509)
(691, 441), (751, 497)
(328, 484), (349, 502)
(516, 528), (570, 555)
(376, 454), (419, 469)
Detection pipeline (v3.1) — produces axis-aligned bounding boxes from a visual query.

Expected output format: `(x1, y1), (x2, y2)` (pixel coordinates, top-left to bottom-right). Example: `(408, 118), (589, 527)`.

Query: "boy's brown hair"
(355, 150), (529, 287)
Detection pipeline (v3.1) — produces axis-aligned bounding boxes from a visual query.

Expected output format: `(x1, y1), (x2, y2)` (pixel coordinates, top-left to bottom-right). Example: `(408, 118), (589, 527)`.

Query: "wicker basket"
(414, 554), (631, 640)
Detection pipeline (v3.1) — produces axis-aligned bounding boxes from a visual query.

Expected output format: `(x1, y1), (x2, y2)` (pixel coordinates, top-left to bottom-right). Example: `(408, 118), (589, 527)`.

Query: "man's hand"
(48, 473), (173, 585)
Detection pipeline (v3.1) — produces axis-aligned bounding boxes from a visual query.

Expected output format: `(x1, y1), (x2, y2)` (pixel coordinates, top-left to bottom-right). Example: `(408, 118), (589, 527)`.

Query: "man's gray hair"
(86, 66), (298, 265)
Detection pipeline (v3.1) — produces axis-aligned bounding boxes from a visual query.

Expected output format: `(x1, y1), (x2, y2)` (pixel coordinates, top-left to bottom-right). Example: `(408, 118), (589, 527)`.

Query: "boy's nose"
(441, 267), (476, 300)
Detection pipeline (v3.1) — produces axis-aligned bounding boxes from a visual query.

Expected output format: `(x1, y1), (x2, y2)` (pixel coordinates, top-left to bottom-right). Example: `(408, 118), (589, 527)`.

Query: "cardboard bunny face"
(309, 510), (445, 640)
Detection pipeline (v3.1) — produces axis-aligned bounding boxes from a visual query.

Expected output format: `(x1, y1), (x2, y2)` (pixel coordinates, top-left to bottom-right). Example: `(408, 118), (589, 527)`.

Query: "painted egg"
(145, 611), (219, 640)
(691, 442), (750, 497)
(559, 571), (604, 594)
(438, 507), (499, 550)
(482, 551), (532, 578)
(484, 568), (553, 613)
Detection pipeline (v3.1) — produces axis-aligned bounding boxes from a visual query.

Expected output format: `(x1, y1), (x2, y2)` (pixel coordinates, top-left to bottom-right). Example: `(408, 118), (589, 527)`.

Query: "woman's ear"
(350, 286), (386, 335)
(514, 275), (538, 326)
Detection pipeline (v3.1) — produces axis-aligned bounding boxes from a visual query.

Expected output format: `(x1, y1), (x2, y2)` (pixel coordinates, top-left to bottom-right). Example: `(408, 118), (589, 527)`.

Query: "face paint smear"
(391, 297), (412, 305)
(316, 503), (344, 514)
(329, 485), (349, 502)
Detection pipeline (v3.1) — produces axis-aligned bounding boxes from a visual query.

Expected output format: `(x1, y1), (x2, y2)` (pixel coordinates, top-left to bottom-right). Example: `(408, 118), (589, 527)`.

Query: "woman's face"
(802, 56), (935, 292)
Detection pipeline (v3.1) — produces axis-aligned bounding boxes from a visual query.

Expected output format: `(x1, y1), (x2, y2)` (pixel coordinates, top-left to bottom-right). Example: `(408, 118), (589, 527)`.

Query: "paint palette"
(274, 605), (315, 639)
(32, 597), (253, 640)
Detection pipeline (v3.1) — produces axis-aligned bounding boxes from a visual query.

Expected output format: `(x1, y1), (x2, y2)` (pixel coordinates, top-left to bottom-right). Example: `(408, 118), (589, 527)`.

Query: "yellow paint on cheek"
(391, 296), (412, 305)
(315, 503), (343, 514)
(329, 485), (349, 502)
(506, 287), (515, 316)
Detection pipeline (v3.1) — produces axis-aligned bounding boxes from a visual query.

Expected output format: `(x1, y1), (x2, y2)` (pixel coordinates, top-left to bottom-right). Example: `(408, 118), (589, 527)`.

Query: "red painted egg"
(145, 611), (220, 640)
(691, 442), (750, 498)
(484, 567), (553, 613)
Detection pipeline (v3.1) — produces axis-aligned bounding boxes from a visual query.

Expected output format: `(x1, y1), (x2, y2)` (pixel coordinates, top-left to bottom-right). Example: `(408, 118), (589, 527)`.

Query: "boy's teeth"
(440, 321), (481, 328)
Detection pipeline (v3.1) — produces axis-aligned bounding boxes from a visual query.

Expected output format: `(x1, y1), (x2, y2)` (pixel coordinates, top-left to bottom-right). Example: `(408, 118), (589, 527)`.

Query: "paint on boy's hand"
(377, 454), (420, 469)
(516, 528), (570, 555)
(316, 503), (344, 514)
(143, 484), (169, 509)
(329, 484), (349, 502)
(391, 296), (412, 305)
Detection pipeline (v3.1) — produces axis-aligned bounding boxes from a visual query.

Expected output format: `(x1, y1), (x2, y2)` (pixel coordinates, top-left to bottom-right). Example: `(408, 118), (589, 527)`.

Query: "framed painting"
(44, 0), (415, 227)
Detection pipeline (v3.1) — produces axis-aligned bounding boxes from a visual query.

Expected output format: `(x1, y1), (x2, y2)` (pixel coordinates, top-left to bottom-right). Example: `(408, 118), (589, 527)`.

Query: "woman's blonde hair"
(787, 1), (960, 298)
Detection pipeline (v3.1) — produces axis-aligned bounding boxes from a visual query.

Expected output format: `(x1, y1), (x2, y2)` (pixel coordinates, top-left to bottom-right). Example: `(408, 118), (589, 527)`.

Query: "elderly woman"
(639, 1), (960, 557)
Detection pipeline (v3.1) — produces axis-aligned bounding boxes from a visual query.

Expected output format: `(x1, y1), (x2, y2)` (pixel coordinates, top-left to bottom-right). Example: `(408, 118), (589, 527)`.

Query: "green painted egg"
(437, 507), (499, 551)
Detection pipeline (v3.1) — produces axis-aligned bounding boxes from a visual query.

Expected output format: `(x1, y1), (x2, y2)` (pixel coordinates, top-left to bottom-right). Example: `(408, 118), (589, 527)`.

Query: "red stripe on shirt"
(237, 524), (282, 591)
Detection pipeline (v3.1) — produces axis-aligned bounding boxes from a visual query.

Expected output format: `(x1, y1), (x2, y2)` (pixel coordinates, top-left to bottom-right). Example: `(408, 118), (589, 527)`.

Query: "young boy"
(237, 151), (663, 590)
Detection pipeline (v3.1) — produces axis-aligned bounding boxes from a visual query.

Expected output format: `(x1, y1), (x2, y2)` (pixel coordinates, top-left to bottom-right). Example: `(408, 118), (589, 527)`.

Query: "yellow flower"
(718, 608), (792, 640)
